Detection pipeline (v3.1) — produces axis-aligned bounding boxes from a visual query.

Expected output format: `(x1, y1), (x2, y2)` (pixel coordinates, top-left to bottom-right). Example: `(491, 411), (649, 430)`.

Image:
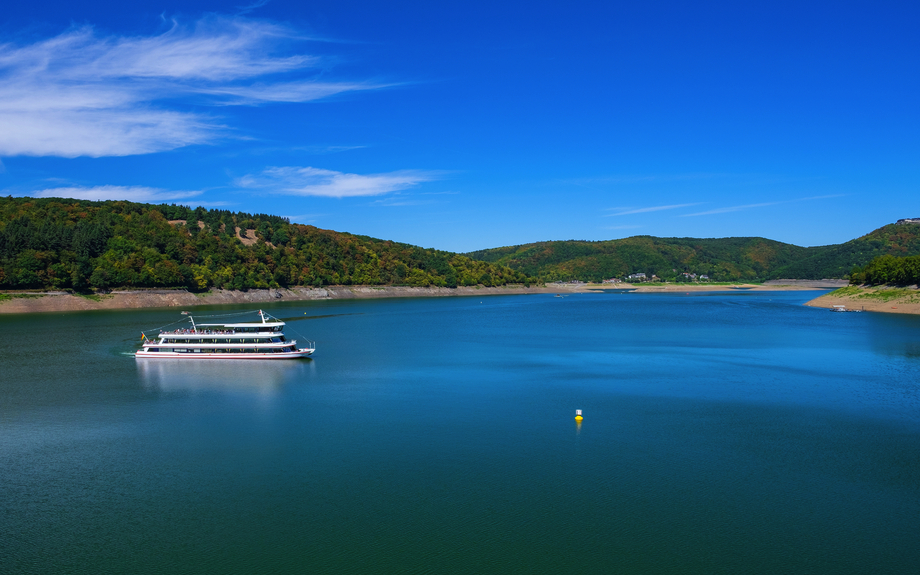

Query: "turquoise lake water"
(1, 291), (918, 574)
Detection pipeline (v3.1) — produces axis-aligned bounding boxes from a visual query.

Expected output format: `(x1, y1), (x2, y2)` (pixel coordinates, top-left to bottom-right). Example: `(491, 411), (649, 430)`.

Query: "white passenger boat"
(135, 310), (315, 359)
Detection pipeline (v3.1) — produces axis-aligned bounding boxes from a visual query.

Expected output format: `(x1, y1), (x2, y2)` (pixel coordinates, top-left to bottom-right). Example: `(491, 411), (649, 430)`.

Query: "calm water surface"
(1, 291), (918, 574)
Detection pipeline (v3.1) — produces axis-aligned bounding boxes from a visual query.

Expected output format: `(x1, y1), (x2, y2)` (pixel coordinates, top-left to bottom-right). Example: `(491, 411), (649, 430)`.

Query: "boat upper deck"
(196, 321), (284, 329)
(159, 326), (282, 336)
(157, 331), (283, 340)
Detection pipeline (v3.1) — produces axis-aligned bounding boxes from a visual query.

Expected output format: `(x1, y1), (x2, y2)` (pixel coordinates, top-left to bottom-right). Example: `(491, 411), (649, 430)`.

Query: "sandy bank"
(0, 285), (571, 314)
(1, 280), (847, 315)
(804, 286), (920, 315)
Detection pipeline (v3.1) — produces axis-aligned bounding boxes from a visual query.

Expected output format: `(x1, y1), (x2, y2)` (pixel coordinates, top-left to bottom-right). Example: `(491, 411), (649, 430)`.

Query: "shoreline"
(803, 285), (920, 315)
(1, 281), (842, 315)
(0, 285), (571, 314)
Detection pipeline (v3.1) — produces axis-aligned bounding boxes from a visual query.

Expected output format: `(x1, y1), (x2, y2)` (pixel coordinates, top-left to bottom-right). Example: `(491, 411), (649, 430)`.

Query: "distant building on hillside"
(627, 272), (647, 281)
(896, 218), (920, 224)
(602, 278), (622, 284)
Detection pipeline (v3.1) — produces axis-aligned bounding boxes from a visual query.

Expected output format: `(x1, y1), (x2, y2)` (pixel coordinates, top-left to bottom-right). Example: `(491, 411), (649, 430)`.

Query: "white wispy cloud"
(236, 0), (273, 16)
(681, 202), (778, 217)
(236, 166), (441, 198)
(371, 197), (433, 207)
(0, 16), (386, 158)
(680, 195), (843, 217)
(561, 173), (728, 187)
(606, 203), (701, 216)
(282, 213), (327, 223)
(31, 185), (202, 202)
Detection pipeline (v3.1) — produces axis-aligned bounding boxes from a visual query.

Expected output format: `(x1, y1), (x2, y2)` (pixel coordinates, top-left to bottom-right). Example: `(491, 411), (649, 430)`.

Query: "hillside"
(768, 224), (920, 279)
(5, 197), (919, 290)
(0, 197), (531, 291)
(466, 223), (920, 282)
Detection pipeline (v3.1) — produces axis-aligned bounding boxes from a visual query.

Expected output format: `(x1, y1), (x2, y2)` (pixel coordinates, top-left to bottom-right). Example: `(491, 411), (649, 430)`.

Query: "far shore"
(0, 279), (845, 315)
(620, 279), (847, 292)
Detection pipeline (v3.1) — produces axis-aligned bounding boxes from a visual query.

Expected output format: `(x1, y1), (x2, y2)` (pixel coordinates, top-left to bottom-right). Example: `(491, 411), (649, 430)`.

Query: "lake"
(1, 291), (918, 574)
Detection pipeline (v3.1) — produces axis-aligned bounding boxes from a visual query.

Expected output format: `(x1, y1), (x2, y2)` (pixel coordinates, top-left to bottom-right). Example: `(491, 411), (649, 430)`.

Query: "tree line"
(849, 254), (920, 286)
(466, 224), (920, 282)
(0, 197), (532, 291)
(467, 236), (811, 282)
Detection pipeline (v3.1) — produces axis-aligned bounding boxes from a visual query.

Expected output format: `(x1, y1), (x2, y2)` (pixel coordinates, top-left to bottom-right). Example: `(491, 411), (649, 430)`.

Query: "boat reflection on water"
(136, 357), (314, 394)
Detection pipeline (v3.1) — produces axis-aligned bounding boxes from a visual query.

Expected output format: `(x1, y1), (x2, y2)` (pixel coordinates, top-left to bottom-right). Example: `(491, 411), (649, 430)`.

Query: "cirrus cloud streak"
(680, 195), (844, 217)
(31, 185), (202, 202)
(236, 166), (442, 198)
(605, 203), (701, 216)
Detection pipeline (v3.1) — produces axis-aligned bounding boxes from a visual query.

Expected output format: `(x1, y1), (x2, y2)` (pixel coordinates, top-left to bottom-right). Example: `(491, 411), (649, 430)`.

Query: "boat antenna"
(259, 309), (266, 324)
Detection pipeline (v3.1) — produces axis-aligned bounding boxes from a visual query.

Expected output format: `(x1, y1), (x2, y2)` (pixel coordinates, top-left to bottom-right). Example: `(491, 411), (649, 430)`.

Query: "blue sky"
(1, 1), (917, 252)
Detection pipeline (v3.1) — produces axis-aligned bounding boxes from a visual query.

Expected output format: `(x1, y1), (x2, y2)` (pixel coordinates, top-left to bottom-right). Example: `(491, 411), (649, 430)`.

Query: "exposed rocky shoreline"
(0, 281), (846, 315)
(0, 285), (572, 314)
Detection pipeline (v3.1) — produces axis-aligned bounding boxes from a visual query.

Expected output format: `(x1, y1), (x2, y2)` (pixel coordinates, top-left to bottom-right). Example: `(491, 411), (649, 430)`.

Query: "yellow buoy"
(575, 409), (583, 421)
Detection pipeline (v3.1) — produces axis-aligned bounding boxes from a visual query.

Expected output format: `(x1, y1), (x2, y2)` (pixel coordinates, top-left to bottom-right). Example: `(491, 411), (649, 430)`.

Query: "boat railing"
(158, 328), (241, 336)
(158, 328), (283, 335)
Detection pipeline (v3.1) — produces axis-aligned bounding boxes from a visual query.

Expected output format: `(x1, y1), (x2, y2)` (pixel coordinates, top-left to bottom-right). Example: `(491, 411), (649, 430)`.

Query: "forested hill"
(466, 223), (920, 282)
(766, 223), (920, 280)
(0, 197), (531, 291)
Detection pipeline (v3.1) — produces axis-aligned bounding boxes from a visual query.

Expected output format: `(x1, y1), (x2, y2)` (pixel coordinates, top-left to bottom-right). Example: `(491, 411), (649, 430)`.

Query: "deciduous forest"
(466, 224), (920, 282)
(4, 197), (920, 291)
(0, 198), (530, 291)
